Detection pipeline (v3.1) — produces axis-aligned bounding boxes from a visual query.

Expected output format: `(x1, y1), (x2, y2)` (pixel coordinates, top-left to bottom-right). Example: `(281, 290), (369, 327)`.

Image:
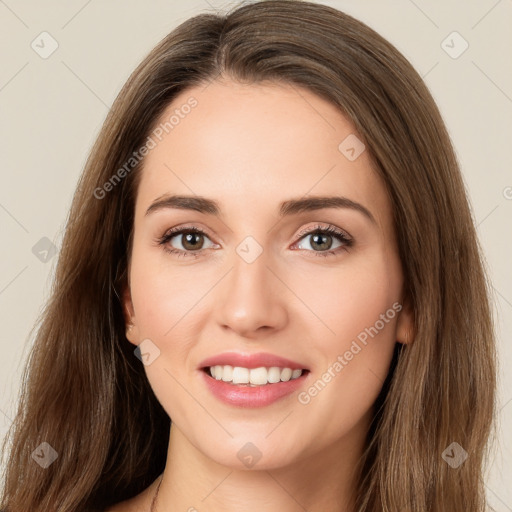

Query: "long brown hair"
(1, 1), (496, 510)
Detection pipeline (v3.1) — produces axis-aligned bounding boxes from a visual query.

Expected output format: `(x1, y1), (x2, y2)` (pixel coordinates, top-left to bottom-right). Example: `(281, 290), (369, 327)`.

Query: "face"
(123, 78), (413, 470)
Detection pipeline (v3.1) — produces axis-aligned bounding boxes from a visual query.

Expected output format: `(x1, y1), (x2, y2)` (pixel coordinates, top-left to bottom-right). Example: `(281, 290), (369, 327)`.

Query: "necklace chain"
(149, 475), (163, 512)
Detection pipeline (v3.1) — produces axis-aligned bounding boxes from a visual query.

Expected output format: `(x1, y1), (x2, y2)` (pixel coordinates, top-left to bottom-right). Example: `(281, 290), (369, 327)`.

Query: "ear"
(396, 298), (414, 345)
(122, 283), (141, 346)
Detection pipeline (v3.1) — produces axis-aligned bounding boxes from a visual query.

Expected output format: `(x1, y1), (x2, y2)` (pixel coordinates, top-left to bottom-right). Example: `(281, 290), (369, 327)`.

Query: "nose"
(215, 248), (288, 339)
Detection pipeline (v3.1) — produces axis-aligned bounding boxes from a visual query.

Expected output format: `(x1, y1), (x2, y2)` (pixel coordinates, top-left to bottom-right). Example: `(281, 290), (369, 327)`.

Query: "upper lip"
(199, 352), (308, 371)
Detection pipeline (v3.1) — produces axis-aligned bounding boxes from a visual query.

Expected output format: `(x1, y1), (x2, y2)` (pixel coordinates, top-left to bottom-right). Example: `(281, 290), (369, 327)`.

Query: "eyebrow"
(145, 194), (376, 224)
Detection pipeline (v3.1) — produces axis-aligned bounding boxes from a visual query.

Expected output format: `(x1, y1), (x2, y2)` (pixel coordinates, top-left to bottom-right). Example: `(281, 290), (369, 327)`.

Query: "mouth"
(198, 352), (311, 407)
(200, 365), (311, 408)
(201, 365), (310, 386)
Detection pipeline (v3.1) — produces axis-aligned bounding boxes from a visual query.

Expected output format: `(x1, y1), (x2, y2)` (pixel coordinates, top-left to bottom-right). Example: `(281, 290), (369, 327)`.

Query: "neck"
(154, 422), (367, 512)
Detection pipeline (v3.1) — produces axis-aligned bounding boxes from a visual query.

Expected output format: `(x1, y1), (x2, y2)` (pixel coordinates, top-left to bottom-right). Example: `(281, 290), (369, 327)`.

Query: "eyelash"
(156, 224), (353, 259)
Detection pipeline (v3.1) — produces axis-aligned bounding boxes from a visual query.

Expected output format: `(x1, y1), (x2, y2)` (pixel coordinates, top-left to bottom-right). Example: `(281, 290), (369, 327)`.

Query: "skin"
(111, 78), (414, 512)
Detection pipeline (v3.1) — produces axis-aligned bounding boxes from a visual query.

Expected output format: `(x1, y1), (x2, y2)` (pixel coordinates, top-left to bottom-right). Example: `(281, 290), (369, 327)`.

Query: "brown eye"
(308, 232), (334, 251)
(294, 225), (353, 256)
(158, 227), (217, 257)
(180, 231), (206, 251)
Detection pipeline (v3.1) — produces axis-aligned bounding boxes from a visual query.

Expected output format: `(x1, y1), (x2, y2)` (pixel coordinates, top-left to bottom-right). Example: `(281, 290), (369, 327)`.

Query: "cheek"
(293, 250), (402, 348)
(294, 252), (401, 435)
(128, 246), (203, 389)
(129, 239), (202, 337)
(128, 244), (204, 420)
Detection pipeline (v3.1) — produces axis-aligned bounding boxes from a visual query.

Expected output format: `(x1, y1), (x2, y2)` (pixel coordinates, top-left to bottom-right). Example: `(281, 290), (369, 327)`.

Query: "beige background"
(1, 0), (511, 508)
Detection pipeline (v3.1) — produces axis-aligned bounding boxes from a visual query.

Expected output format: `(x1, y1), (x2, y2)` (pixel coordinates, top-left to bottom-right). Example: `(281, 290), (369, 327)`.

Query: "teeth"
(268, 367), (281, 383)
(232, 366), (249, 384)
(208, 365), (304, 386)
(281, 368), (292, 382)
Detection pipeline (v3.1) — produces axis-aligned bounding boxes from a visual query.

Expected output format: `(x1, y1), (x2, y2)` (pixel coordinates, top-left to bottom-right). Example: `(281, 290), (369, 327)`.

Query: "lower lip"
(200, 369), (309, 408)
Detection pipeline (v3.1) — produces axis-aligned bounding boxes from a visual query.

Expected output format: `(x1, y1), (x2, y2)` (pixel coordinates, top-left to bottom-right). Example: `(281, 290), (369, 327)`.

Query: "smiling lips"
(199, 351), (308, 370)
(199, 352), (310, 407)
(209, 365), (303, 386)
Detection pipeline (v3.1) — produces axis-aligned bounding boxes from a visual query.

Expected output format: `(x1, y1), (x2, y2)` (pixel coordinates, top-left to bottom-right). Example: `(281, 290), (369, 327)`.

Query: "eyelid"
(290, 223), (353, 257)
(161, 222), (352, 243)
(161, 223), (213, 240)
(294, 223), (353, 241)
(159, 224), (218, 250)
(157, 222), (353, 258)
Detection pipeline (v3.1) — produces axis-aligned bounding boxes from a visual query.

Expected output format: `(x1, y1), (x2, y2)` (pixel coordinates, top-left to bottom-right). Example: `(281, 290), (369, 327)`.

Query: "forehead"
(134, 79), (391, 228)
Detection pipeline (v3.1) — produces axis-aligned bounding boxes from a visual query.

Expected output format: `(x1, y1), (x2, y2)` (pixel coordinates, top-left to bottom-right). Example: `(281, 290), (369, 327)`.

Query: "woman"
(0, 1), (496, 511)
